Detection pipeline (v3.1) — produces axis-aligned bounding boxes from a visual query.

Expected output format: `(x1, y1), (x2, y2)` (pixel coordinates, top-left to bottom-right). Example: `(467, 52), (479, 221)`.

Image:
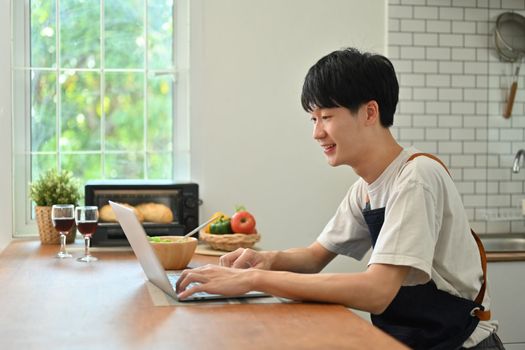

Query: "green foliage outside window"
(29, 0), (175, 189)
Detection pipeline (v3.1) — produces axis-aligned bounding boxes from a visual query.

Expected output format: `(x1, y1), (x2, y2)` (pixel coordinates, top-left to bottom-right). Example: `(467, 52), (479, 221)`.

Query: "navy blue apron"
(362, 153), (488, 350)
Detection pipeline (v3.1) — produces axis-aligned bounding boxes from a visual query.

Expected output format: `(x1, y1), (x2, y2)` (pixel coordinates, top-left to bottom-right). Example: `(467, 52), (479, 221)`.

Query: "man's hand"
(175, 264), (257, 299)
(219, 248), (274, 269)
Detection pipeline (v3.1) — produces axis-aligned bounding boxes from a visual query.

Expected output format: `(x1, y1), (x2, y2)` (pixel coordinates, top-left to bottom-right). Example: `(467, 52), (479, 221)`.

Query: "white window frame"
(11, 0), (190, 237)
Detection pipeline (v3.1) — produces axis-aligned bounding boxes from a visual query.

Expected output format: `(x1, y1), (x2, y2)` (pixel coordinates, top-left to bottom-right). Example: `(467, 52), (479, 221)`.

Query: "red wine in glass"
(51, 204), (75, 259)
(75, 206), (99, 262)
(76, 221), (98, 238)
(53, 218), (75, 232)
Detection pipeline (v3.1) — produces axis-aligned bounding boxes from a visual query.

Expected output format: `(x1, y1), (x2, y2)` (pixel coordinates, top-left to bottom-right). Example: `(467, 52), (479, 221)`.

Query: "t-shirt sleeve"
(317, 182), (372, 260)
(369, 162), (442, 285)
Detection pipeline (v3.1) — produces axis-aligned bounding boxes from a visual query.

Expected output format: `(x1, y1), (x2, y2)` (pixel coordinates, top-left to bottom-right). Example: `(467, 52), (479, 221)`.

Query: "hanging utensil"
(494, 12), (525, 118)
(504, 64), (520, 118)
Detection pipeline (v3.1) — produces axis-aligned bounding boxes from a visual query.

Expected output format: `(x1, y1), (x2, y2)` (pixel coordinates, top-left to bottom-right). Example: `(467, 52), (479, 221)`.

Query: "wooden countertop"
(0, 239), (408, 350)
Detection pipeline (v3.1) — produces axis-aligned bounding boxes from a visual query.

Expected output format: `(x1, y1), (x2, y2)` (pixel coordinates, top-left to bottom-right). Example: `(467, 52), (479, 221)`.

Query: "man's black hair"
(301, 48), (399, 127)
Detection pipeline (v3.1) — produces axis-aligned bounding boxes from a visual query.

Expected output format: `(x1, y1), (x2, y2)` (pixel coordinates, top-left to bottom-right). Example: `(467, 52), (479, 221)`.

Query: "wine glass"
(75, 206), (99, 262)
(51, 204), (75, 259)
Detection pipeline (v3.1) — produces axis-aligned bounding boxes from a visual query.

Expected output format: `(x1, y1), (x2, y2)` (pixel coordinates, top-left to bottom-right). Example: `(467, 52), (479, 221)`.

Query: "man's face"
(310, 106), (366, 167)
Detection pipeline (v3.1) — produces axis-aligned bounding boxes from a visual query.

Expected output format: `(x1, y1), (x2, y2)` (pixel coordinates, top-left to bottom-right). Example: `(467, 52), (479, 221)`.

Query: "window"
(12, 0), (190, 236)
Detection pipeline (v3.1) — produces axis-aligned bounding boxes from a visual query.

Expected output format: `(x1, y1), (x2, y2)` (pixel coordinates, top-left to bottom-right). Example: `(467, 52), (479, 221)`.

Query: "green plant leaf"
(29, 169), (81, 206)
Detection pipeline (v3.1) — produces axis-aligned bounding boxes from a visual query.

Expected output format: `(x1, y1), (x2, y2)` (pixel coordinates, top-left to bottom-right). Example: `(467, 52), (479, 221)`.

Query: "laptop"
(109, 201), (269, 302)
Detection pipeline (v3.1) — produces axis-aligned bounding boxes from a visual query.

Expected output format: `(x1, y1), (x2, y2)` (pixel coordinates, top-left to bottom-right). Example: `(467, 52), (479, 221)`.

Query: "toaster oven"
(85, 181), (199, 246)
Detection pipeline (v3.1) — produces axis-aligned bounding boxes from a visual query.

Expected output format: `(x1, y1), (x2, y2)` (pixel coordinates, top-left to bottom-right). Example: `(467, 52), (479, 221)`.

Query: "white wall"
(0, 0), (12, 252)
(190, 0), (386, 273)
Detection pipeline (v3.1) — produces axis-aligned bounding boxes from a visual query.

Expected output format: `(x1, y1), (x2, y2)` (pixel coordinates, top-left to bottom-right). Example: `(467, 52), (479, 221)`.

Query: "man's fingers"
(177, 283), (205, 300)
(231, 249), (256, 269)
(176, 271), (208, 293)
(175, 268), (191, 291)
(219, 248), (245, 267)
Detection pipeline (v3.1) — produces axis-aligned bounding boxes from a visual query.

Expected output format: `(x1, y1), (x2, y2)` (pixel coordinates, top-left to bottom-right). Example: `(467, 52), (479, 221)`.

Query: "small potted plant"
(30, 169), (81, 244)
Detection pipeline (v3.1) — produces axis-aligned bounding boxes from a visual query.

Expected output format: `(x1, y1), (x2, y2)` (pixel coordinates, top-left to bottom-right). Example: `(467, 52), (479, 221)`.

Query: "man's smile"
(321, 143), (336, 154)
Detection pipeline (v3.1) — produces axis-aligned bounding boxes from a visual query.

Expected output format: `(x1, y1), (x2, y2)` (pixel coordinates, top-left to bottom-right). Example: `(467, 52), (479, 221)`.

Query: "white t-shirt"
(317, 147), (498, 348)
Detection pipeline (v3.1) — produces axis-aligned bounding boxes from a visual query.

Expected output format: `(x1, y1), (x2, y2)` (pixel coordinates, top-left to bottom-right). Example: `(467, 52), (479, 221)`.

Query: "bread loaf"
(135, 202), (174, 224)
(99, 203), (144, 222)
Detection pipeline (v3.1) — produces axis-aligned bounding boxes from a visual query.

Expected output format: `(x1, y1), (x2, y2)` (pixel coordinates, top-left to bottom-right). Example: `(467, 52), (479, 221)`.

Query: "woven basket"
(199, 230), (260, 251)
(35, 206), (76, 245)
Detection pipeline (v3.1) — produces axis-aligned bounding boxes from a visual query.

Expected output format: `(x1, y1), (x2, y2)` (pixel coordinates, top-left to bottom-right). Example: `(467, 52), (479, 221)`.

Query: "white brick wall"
(388, 0), (525, 233)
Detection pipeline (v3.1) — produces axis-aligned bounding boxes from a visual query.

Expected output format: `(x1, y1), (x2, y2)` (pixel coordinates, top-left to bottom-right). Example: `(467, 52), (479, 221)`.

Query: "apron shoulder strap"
(406, 152), (491, 321)
(407, 152), (451, 176)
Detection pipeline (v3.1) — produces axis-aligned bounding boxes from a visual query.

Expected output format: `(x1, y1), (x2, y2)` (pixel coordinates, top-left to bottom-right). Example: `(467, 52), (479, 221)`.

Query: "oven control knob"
(184, 216), (197, 229)
(184, 196), (198, 209)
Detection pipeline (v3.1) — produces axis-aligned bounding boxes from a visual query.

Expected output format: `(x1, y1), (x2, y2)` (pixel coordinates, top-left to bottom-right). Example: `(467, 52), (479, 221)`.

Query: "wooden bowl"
(149, 236), (197, 270)
(199, 230), (260, 251)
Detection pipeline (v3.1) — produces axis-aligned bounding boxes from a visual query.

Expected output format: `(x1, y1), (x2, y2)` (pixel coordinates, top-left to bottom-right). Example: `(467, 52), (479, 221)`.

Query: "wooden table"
(0, 239), (408, 350)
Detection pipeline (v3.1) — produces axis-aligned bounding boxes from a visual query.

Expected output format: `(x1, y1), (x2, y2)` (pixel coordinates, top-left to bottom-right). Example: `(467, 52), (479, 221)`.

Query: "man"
(176, 48), (503, 349)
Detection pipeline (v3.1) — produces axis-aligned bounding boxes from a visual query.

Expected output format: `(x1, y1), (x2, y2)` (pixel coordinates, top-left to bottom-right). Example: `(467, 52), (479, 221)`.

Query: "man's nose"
(313, 122), (325, 139)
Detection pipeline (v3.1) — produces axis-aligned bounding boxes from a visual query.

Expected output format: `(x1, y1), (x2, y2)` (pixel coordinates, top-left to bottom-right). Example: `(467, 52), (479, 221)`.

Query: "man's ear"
(364, 100), (380, 126)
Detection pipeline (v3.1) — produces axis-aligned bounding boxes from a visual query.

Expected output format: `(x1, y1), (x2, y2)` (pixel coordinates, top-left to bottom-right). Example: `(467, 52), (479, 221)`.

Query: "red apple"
(230, 210), (256, 234)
